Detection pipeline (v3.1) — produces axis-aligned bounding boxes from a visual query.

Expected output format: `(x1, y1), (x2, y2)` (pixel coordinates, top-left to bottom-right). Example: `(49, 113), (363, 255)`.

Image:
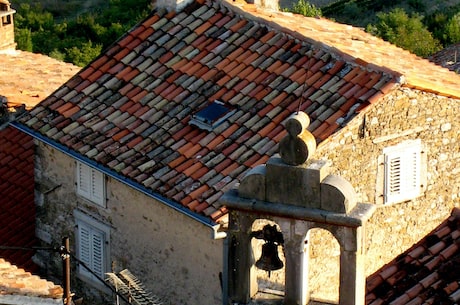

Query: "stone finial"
(280, 112), (316, 165)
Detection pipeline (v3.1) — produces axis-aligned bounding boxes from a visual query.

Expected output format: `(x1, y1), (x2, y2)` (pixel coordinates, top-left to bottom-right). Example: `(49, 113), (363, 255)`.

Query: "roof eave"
(10, 121), (218, 229)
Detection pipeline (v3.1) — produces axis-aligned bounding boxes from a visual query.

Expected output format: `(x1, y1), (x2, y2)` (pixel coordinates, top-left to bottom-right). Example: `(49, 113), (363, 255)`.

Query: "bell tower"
(221, 112), (376, 305)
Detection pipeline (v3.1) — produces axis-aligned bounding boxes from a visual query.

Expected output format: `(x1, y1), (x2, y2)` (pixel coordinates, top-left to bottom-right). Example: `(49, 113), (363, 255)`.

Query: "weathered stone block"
(321, 174), (357, 213)
(239, 165), (266, 201)
(265, 157), (331, 208)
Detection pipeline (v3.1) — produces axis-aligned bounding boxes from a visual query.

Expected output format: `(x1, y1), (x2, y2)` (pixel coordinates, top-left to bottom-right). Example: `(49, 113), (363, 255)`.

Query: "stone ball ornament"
(280, 112), (316, 165)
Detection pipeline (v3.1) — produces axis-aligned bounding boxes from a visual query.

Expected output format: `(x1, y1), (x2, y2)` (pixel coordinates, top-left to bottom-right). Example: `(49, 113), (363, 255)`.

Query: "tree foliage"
(286, 0), (322, 17)
(445, 13), (460, 45)
(13, 0), (151, 66)
(367, 8), (442, 57)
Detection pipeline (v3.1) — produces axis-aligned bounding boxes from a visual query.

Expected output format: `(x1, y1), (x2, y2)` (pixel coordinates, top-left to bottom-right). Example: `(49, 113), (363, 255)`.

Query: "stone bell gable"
(221, 112), (376, 305)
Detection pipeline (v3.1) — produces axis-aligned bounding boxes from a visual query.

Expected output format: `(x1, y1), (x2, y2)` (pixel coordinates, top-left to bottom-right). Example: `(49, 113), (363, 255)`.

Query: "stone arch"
(306, 227), (341, 303)
(250, 219), (286, 293)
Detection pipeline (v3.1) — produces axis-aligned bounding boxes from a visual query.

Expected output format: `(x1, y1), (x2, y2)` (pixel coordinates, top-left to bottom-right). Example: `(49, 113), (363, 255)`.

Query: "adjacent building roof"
(0, 258), (63, 304)
(0, 51), (77, 269)
(0, 126), (37, 271)
(429, 43), (460, 74)
(13, 0), (460, 225)
(0, 50), (79, 108)
(366, 208), (460, 305)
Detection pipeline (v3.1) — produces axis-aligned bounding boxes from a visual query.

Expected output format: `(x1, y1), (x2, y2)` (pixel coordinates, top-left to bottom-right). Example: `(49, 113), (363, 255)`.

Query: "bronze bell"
(251, 224), (284, 276)
(256, 241), (284, 272)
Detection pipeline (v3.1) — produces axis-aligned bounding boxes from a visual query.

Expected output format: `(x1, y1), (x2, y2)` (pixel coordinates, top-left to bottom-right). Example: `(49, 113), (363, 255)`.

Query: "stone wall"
(0, 7), (15, 51)
(243, 87), (460, 303)
(33, 142), (223, 305)
(307, 86), (460, 300)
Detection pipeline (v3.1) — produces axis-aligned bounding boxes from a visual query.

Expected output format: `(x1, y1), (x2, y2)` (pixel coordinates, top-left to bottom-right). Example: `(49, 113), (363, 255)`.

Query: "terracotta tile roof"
(0, 258), (63, 300)
(429, 43), (460, 74)
(0, 50), (80, 108)
(0, 126), (37, 271)
(14, 0), (460, 224)
(366, 208), (460, 305)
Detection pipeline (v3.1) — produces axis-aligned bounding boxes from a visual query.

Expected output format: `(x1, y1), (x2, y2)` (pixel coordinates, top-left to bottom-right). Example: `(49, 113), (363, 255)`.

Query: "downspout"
(11, 121), (218, 229)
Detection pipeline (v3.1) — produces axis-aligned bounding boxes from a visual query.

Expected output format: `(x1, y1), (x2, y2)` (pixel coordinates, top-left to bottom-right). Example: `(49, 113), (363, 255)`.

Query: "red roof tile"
(0, 127), (37, 271)
(366, 208), (460, 305)
(15, 0), (460, 225)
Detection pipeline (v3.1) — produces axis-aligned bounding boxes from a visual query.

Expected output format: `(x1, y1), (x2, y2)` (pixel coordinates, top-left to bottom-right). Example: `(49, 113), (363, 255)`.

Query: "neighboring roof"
(366, 208), (460, 305)
(0, 126), (37, 271)
(0, 51), (76, 269)
(13, 0), (460, 224)
(0, 258), (63, 304)
(429, 43), (460, 74)
(0, 50), (79, 108)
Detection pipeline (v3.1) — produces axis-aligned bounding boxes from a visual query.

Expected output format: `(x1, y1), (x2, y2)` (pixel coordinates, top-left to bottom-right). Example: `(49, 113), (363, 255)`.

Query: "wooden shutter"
(384, 142), (421, 204)
(78, 222), (92, 278)
(77, 162), (91, 199)
(76, 162), (105, 207)
(91, 230), (104, 278)
(90, 169), (105, 206)
(77, 221), (106, 280)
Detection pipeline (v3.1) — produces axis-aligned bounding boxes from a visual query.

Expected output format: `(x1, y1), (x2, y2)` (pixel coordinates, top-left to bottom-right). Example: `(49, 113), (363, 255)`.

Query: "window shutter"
(76, 162), (105, 207)
(91, 169), (104, 206)
(384, 142), (421, 204)
(91, 230), (104, 278)
(78, 223), (92, 278)
(77, 163), (91, 199)
(77, 221), (106, 280)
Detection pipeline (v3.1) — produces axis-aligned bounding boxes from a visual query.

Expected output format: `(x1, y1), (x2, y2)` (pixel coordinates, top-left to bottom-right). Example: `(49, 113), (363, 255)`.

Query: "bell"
(256, 241), (283, 272)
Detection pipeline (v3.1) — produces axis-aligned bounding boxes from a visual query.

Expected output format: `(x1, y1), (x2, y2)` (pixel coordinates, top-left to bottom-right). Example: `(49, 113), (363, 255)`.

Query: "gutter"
(11, 121), (227, 239)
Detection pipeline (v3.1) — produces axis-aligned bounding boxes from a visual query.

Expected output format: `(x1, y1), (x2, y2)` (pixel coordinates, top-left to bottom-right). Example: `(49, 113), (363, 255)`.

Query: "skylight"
(189, 100), (235, 131)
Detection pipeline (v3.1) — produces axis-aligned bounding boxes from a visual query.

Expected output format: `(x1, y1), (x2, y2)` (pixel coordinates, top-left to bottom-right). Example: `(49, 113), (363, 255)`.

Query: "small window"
(189, 100), (235, 131)
(383, 140), (422, 204)
(74, 210), (110, 284)
(76, 161), (105, 207)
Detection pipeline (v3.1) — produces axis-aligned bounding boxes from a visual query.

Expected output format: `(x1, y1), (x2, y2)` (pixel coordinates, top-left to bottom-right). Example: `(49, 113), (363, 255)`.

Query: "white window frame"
(383, 139), (422, 204)
(76, 161), (106, 207)
(74, 210), (110, 286)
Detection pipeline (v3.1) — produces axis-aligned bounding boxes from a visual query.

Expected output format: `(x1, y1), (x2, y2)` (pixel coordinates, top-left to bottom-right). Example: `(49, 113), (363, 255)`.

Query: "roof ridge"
(215, 0), (407, 88)
(218, 0), (460, 98)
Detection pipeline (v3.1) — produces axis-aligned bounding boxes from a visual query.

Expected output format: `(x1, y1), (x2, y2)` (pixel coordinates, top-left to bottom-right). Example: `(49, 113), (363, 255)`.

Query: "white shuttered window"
(383, 140), (422, 204)
(74, 210), (110, 283)
(77, 162), (105, 207)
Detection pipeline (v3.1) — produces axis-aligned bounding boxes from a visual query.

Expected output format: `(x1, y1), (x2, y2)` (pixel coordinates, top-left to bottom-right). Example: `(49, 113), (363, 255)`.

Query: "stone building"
(9, 0), (460, 304)
(0, 0), (15, 51)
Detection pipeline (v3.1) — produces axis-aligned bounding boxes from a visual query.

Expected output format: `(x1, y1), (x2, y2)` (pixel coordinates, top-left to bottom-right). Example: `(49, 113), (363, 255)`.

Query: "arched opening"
(251, 219), (286, 298)
(307, 227), (341, 304)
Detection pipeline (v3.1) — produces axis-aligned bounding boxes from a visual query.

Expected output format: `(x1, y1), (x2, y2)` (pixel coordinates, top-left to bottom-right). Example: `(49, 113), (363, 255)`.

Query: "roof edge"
(10, 121), (217, 229)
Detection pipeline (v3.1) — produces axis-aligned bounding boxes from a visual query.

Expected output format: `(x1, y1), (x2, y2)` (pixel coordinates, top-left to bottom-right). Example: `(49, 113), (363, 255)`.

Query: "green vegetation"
(286, 0), (460, 58)
(285, 0), (322, 17)
(366, 8), (442, 57)
(13, 0), (151, 66)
